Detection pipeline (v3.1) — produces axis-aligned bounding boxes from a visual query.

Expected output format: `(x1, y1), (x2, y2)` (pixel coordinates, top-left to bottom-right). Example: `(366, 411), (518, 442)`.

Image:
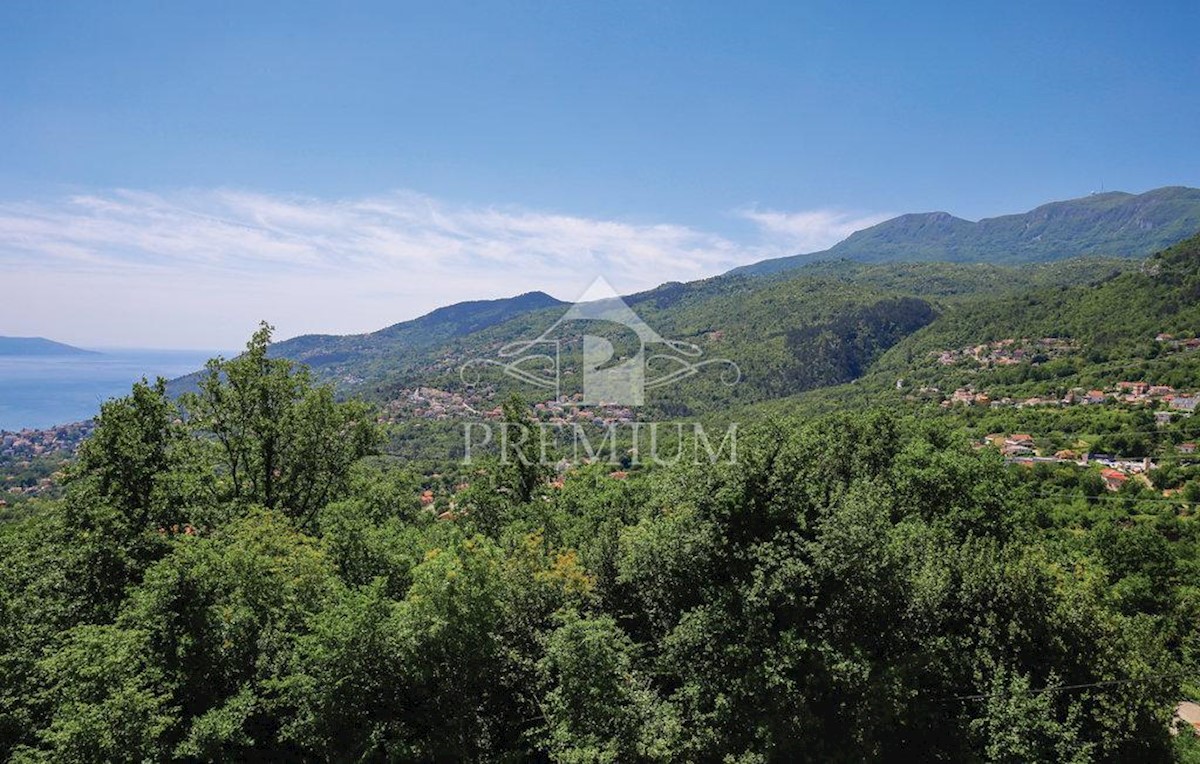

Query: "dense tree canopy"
(0, 327), (1198, 761)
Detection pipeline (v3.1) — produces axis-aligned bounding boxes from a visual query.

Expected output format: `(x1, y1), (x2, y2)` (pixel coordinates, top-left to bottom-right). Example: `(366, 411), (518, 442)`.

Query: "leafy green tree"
(500, 394), (549, 504)
(968, 670), (1094, 764)
(275, 581), (409, 759)
(18, 624), (174, 763)
(315, 461), (428, 597)
(117, 508), (337, 759)
(539, 612), (669, 762)
(182, 322), (380, 529)
(1094, 521), (1177, 615)
(53, 379), (206, 617)
(1184, 480), (1200, 503)
(71, 378), (202, 531)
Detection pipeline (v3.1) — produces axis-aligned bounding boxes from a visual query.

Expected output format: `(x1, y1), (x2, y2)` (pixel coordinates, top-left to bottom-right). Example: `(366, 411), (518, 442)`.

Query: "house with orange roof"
(1002, 433), (1035, 456)
(1100, 468), (1128, 492)
(1084, 390), (1107, 404)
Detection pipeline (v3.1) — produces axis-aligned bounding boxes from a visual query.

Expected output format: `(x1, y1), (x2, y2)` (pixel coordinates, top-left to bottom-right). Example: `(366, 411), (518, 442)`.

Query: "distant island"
(0, 336), (98, 357)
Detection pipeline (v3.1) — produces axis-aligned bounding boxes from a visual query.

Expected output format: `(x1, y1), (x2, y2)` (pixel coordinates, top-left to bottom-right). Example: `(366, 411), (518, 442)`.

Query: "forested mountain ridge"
(733, 185), (1200, 275)
(271, 289), (564, 370)
(181, 187), (1200, 413)
(724, 231), (1200, 466)
(169, 290), (566, 395)
(225, 257), (1136, 418)
(278, 290), (565, 360)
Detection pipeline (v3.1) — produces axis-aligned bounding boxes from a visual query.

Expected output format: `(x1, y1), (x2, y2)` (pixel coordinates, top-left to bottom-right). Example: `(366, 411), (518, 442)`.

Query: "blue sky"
(0, 1), (1197, 347)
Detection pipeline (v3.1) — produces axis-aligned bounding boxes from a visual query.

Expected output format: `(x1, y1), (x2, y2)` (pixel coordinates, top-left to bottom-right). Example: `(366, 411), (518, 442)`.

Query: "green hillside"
(717, 231), (1200, 470)
(3, 322), (1197, 761)
(272, 290), (565, 376)
(169, 291), (565, 395)
(869, 230), (1200, 396)
(231, 258), (1132, 422)
(734, 186), (1200, 275)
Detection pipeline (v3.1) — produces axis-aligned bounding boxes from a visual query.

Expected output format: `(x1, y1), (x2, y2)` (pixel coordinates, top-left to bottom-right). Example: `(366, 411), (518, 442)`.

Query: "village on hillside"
(0, 421), (92, 504)
(933, 380), (1200, 415)
(381, 386), (638, 428)
(906, 334), (1200, 494)
(915, 332), (1200, 417)
(934, 336), (1079, 367)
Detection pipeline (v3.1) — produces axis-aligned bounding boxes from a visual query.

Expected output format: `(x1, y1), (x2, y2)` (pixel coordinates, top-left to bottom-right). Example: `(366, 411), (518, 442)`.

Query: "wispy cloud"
(0, 188), (885, 348)
(0, 189), (747, 278)
(736, 207), (891, 253)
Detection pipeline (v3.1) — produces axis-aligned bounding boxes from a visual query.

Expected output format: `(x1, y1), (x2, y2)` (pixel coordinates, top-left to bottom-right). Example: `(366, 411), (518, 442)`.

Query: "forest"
(2, 324), (1199, 762)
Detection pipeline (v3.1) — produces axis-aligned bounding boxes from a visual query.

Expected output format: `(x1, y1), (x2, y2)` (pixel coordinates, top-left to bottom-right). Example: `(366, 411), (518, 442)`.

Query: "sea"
(0, 349), (228, 432)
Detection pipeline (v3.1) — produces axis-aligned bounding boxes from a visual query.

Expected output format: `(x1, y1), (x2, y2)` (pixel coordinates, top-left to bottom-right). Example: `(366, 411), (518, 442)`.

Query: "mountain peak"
(400, 290), (565, 336)
(732, 186), (1200, 277)
(258, 289), (569, 376)
(911, 211), (962, 222)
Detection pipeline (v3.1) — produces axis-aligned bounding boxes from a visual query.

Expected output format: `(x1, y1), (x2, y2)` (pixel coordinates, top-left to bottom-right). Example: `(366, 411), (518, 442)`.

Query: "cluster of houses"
(382, 386), (492, 421)
(529, 397), (636, 428)
(936, 382), (1199, 415)
(0, 421), (93, 503)
(984, 432), (1197, 491)
(383, 386), (637, 428)
(935, 337), (1076, 367)
(937, 334), (1200, 370)
(929, 332), (1200, 410)
(0, 420), (93, 461)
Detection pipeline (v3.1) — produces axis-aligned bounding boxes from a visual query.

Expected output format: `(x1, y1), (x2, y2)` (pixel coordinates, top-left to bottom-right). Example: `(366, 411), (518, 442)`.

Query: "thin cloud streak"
(0, 189), (886, 347)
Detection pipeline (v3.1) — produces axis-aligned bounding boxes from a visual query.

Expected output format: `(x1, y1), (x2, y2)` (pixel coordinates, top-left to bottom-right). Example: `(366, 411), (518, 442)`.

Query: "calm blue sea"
(0, 349), (227, 431)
